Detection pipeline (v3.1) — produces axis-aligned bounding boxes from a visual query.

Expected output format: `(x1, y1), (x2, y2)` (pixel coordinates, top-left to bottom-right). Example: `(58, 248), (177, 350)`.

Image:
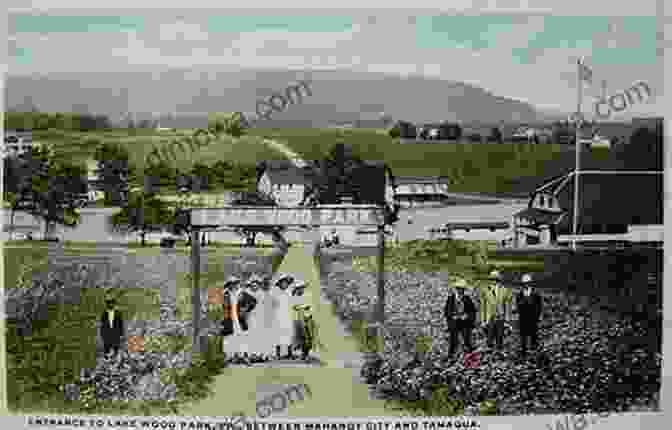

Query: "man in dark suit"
(444, 278), (477, 356)
(516, 273), (543, 357)
(221, 276), (242, 337)
(100, 298), (124, 356)
(237, 277), (259, 332)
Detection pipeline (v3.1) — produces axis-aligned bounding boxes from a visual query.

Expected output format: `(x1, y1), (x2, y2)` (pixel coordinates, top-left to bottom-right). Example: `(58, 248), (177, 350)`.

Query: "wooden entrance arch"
(188, 205), (387, 353)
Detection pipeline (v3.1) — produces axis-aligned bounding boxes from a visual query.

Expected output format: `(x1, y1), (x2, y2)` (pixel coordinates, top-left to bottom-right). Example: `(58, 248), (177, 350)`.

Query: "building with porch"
(511, 170), (662, 247)
(391, 176), (451, 207)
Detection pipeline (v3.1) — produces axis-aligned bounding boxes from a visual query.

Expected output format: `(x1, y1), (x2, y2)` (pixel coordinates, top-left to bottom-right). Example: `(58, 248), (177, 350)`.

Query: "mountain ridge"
(6, 68), (567, 128)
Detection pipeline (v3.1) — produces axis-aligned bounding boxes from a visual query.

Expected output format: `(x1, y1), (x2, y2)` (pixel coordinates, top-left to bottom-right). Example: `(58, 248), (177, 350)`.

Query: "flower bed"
(323, 259), (661, 415)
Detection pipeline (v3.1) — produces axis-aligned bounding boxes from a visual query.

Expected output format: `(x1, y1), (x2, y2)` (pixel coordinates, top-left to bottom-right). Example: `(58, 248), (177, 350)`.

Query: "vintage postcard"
(2, 5), (665, 428)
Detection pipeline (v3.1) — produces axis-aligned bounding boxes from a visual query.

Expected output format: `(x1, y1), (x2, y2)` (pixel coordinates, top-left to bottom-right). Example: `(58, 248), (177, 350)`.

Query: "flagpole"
(572, 58), (583, 251)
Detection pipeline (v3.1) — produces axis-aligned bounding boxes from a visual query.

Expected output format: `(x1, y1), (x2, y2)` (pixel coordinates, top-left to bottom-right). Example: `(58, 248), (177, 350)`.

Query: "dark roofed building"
(512, 170), (662, 247)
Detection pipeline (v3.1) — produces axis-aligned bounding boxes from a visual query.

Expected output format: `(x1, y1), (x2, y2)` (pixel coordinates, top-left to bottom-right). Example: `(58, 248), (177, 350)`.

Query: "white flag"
(579, 59), (593, 86)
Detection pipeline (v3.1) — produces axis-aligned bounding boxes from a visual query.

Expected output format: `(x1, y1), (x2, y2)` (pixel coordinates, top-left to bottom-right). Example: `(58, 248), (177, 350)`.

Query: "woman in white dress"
(270, 273), (296, 360)
(242, 274), (273, 362)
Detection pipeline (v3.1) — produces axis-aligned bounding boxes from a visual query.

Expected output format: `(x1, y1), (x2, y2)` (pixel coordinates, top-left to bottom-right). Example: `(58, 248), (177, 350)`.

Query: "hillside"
(246, 128), (617, 196)
(6, 68), (554, 128)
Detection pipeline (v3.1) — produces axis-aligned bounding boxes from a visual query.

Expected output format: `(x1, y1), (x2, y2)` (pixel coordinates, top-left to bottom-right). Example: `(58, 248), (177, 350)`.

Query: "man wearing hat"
(221, 276), (242, 338)
(480, 270), (513, 350)
(443, 278), (477, 356)
(515, 273), (543, 357)
(100, 297), (125, 357)
(238, 276), (260, 332)
(271, 274), (296, 360)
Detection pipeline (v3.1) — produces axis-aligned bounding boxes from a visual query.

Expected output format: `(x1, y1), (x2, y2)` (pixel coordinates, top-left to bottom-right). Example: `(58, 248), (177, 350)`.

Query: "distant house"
(391, 176), (451, 206)
(257, 160), (311, 206)
(511, 169), (663, 247)
(399, 122), (462, 143)
(3, 130), (37, 157)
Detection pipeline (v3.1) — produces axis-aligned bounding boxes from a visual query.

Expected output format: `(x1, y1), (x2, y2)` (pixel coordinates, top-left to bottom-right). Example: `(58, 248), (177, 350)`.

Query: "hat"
(296, 304), (312, 313)
(247, 274), (263, 285)
(521, 274), (533, 284)
(453, 278), (468, 289)
(223, 276), (241, 287)
(275, 273), (294, 285)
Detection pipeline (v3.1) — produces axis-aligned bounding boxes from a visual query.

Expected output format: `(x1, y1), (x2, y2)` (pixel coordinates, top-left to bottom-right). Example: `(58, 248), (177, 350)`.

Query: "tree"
(229, 191), (285, 247)
(109, 191), (174, 246)
(208, 112), (246, 138)
(300, 143), (367, 205)
(144, 159), (176, 193)
(300, 143), (400, 225)
(13, 146), (86, 239)
(489, 127), (503, 144)
(94, 142), (130, 206)
(189, 162), (213, 192)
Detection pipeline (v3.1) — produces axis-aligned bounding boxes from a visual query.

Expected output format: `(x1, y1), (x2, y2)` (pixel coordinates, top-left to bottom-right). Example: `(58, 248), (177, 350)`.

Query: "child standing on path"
(271, 274), (296, 360)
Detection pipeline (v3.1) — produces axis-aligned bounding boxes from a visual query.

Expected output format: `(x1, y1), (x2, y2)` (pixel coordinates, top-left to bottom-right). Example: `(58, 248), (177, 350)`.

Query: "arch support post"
(191, 228), (206, 354)
(367, 223), (386, 356)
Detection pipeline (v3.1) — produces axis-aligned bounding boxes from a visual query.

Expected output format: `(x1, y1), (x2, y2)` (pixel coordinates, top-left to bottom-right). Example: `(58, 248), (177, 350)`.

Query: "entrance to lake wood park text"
(187, 205), (388, 361)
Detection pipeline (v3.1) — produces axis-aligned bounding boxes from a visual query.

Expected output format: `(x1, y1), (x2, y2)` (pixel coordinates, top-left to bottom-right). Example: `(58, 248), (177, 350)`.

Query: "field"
(32, 127), (611, 196)
(32, 129), (287, 171)
(245, 128), (611, 195)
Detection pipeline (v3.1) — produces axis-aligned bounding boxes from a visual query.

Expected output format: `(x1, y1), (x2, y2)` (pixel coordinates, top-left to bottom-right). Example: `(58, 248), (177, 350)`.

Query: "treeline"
(5, 111), (112, 132)
(145, 159), (257, 193)
(3, 145), (88, 239)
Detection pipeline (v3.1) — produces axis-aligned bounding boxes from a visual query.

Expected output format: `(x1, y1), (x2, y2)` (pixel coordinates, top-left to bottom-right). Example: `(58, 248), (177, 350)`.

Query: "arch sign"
(190, 205), (385, 227)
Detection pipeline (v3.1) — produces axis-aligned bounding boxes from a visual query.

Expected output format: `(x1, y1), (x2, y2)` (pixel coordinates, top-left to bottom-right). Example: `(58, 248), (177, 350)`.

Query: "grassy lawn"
(31, 127), (612, 196)
(32, 129), (287, 172)
(246, 128), (612, 195)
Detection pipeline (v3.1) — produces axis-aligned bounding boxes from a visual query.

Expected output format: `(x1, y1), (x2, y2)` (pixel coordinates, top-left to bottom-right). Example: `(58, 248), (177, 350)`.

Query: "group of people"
(220, 272), (322, 365)
(443, 271), (543, 358)
(322, 229), (340, 248)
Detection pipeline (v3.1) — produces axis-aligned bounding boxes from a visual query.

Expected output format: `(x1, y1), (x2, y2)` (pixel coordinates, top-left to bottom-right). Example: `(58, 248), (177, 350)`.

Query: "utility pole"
(572, 58), (583, 251)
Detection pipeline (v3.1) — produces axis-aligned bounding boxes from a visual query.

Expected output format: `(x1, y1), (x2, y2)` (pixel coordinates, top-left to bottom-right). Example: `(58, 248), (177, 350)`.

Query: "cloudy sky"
(7, 11), (665, 116)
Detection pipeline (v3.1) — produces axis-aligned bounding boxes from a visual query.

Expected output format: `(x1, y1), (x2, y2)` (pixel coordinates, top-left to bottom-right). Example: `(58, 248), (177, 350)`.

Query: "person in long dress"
(243, 274), (273, 362)
(271, 273), (296, 360)
(258, 274), (277, 360)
